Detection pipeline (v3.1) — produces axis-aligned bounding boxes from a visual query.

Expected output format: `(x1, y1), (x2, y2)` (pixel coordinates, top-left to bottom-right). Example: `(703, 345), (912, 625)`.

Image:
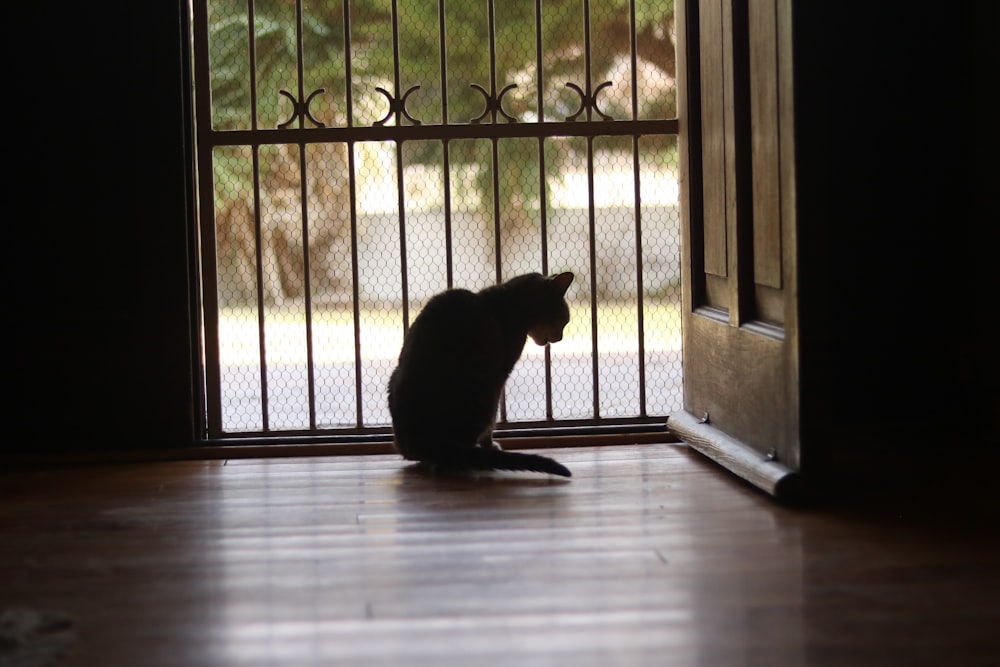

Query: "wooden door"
(670, 0), (800, 499)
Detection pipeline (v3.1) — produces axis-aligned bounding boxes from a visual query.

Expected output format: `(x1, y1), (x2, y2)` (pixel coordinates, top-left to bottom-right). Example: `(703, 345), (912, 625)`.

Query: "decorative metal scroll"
(373, 85), (423, 126)
(273, 79), (615, 129)
(564, 81), (614, 121)
(469, 83), (518, 124)
(276, 88), (328, 129)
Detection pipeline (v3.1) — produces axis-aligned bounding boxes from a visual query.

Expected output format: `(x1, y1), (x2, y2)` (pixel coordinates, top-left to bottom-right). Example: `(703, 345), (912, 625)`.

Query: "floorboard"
(2, 444), (998, 666)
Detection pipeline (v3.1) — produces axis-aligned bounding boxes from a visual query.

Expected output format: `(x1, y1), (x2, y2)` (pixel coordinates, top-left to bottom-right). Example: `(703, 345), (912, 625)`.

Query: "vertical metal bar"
(587, 134), (600, 419)
(348, 144), (364, 427)
(344, 0), (354, 129)
(245, 0), (275, 433)
(439, 0), (449, 126)
(487, 0), (498, 123)
(443, 141), (454, 288)
(291, 0), (317, 429)
(535, 0), (553, 421)
(390, 0), (410, 331)
(344, 0), (364, 427)
(192, 0), (223, 437)
(247, 0), (259, 132)
(390, 0), (403, 125)
(299, 145), (318, 430)
(487, 0), (501, 283)
(540, 137), (553, 420)
(633, 135), (647, 418)
(491, 142), (502, 286)
(535, 0), (545, 124)
(294, 0), (306, 130)
(439, 0), (454, 287)
(630, 0), (647, 417)
(628, 0), (639, 121)
(251, 148), (270, 432)
(487, 0), (505, 422)
(246, 1), (270, 432)
(397, 140), (410, 332)
(179, 0), (206, 440)
(583, 0), (593, 121)
(583, 0), (600, 418)
(486, 0), (501, 279)
(492, 135), (505, 423)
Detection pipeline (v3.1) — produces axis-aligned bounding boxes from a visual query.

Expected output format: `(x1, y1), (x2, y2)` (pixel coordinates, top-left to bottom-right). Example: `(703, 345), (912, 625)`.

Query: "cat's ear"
(551, 271), (574, 296)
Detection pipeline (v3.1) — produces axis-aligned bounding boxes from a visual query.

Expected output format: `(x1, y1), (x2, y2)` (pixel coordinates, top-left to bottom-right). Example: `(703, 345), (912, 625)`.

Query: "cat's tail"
(425, 447), (572, 477)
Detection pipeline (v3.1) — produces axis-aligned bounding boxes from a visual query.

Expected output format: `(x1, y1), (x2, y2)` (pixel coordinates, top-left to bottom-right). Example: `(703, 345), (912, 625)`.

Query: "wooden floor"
(2, 444), (998, 667)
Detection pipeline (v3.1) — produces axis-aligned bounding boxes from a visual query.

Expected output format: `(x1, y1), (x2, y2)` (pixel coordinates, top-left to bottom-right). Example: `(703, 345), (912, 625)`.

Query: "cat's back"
(390, 286), (500, 411)
(405, 287), (485, 338)
(416, 287), (479, 318)
(395, 287), (496, 364)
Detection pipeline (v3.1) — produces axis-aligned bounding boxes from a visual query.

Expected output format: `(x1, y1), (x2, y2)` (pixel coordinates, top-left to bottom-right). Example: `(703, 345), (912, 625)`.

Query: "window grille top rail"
(200, 119), (679, 147)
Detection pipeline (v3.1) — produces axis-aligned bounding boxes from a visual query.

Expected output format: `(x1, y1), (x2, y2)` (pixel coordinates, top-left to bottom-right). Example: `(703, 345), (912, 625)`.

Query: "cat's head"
(528, 272), (574, 346)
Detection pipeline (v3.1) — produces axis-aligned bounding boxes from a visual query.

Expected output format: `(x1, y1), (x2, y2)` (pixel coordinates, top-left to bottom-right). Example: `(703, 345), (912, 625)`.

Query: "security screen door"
(192, 0), (684, 440)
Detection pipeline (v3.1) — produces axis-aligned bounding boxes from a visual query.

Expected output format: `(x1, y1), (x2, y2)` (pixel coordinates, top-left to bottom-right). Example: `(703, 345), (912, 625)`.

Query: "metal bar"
(289, 2), (317, 430)
(344, 0), (363, 428)
(348, 143), (364, 427)
(201, 119), (679, 146)
(439, 0), (449, 125)
(491, 140), (502, 284)
(629, 0), (639, 120)
(251, 148), (270, 432)
(488, 0), (504, 421)
(397, 140), (410, 332)
(207, 416), (667, 443)
(535, 0), (545, 123)
(247, 0), (259, 131)
(439, 0), (453, 287)
(583, 0), (598, 419)
(190, 0), (214, 136)
(487, 0), (498, 122)
(344, 0), (355, 128)
(583, 0), (593, 120)
(634, 137), (647, 418)
(178, 1), (205, 440)
(390, 0), (402, 126)
(294, 0), (306, 130)
(247, 3), (270, 432)
(535, 0), (554, 421)
(192, 0), (223, 437)
(587, 135), (600, 419)
(492, 136), (504, 422)
(389, 0), (410, 334)
(539, 138), (553, 421)
(630, 0), (647, 417)
(299, 144), (318, 430)
(443, 142), (454, 288)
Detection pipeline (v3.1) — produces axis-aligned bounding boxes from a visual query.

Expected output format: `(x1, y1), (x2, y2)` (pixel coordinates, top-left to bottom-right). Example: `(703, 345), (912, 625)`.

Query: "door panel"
(672, 0), (800, 499)
(699, 0), (729, 281)
(749, 0), (783, 292)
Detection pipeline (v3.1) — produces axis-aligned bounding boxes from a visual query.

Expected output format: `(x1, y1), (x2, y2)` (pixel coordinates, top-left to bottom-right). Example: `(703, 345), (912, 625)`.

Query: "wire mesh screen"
(194, 0), (683, 438)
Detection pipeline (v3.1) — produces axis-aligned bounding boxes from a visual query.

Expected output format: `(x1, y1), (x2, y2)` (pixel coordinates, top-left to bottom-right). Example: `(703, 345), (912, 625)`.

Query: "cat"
(388, 272), (575, 477)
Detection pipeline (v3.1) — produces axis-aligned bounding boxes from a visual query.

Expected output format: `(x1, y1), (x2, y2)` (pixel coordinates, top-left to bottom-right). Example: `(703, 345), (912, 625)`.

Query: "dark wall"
(793, 3), (999, 468)
(7, 3), (197, 452)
